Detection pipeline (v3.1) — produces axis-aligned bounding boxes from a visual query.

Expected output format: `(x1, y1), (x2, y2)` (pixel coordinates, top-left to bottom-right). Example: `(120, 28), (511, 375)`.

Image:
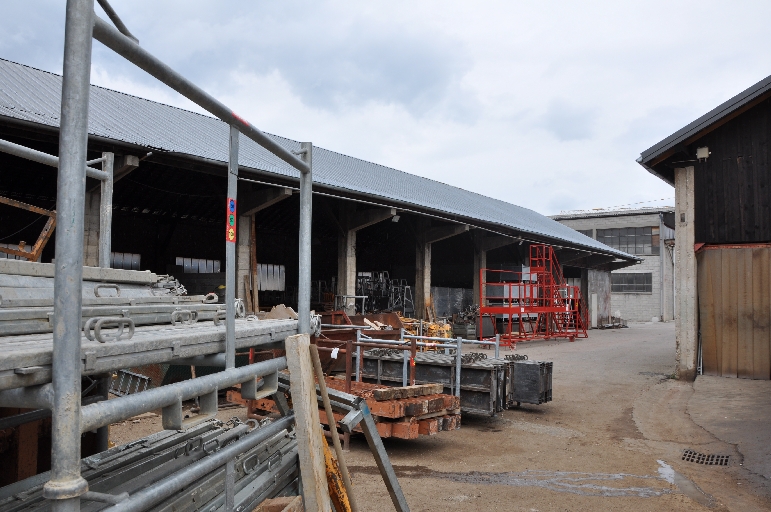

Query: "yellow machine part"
(321, 431), (352, 512)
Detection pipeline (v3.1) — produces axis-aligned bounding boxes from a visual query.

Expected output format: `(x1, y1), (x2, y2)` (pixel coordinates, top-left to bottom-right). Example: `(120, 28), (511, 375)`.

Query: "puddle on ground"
(349, 465), (670, 498)
(658, 460), (716, 508)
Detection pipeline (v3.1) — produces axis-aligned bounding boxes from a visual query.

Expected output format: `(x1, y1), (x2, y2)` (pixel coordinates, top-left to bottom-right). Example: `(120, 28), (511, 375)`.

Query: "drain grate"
(682, 449), (730, 466)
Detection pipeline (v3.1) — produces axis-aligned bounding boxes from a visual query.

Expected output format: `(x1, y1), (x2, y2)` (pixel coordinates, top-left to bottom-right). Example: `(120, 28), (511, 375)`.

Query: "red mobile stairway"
(479, 244), (588, 347)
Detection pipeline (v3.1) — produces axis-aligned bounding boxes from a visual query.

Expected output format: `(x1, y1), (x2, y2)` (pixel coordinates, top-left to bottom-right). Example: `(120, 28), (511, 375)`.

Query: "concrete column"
(472, 249), (486, 305)
(674, 166), (697, 380)
(82, 191), (99, 267)
(236, 214), (251, 300)
(335, 205), (396, 307)
(337, 229), (357, 297)
(414, 222), (470, 319)
(415, 239), (432, 319)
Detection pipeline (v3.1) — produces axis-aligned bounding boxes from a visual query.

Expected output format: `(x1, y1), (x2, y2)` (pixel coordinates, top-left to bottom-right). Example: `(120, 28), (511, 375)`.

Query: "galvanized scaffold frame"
(0, 0), (315, 510)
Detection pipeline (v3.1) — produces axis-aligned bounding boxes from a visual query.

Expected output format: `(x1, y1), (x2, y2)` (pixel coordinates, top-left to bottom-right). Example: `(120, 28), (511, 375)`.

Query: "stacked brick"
(238, 378), (461, 440)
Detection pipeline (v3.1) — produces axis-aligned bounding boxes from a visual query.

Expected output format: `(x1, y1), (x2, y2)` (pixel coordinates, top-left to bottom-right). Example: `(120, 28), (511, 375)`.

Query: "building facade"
(638, 74), (771, 381)
(553, 208), (675, 323)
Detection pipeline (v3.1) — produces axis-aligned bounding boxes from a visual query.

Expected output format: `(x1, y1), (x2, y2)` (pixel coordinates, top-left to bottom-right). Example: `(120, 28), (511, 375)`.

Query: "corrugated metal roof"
(0, 58), (635, 261)
(638, 72), (771, 184)
(551, 206), (674, 221)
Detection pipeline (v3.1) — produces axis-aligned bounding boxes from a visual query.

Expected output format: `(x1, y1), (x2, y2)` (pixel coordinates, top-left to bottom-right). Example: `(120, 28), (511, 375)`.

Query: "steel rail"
(91, 16), (309, 175)
(80, 357), (287, 432)
(95, 0), (138, 42)
(0, 137), (108, 180)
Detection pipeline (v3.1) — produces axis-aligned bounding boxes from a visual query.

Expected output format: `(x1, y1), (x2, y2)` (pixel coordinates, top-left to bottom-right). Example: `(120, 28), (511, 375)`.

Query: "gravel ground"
(111, 322), (771, 511)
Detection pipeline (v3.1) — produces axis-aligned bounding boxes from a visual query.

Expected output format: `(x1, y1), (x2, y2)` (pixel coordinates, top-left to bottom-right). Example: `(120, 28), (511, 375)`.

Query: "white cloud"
(2, 0), (770, 215)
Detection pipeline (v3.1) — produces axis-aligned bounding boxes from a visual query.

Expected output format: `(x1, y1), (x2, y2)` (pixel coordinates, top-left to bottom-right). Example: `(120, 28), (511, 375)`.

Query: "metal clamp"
(202, 438), (220, 454)
(203, 292), (218, 304)
(171, 309), (198, 326)
(235, 298), (246, 318)
(94, 283), (121, 297)
(242, 452), (261, 474)
(213, 308), (226, 326)
(184, 436), (203, 455)
(84, 316), (135, 342)
(267, 450), (282, 472)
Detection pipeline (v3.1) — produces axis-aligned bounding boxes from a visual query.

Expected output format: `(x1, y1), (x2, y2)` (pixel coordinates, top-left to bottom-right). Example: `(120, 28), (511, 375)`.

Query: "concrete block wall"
(611, 255), (661, 322)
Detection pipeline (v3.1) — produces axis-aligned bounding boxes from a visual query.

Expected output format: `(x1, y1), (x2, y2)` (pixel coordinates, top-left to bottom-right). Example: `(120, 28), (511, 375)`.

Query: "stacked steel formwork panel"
(0, 3), (415, 511)
(479, 244), (588, 347)
(0, 1), (310, 510)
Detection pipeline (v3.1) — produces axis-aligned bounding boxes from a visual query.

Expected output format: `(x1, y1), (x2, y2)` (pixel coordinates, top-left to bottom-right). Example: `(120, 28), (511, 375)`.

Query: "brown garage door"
(697, 246), (771, 379)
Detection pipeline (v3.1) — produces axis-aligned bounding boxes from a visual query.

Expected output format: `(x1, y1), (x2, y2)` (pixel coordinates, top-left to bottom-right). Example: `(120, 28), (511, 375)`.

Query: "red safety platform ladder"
(479, 244), (588, 347)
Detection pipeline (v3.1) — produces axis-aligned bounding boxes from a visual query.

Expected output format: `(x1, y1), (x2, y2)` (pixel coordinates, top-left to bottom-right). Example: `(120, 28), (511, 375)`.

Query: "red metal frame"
(479, 244), (588, 347)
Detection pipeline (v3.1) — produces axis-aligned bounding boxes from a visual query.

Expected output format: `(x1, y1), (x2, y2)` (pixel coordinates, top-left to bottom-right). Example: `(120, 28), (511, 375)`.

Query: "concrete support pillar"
(82, 191), (99, 267)
(236, 214), (251, 301)
(236, 185), (293, 307)
(415, 239), (431, 319)
(337, 229), (357, 297)
(472, 249), (486, 305)
(335, 205), (396, 308)
(674, 166), (697, 380)
(414, 221), (470, 319)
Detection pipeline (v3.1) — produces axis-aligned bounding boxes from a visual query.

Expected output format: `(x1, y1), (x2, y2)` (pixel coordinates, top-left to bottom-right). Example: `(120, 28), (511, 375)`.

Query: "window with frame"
(596, 226), (660, 255)
(611, 273), (652, 293)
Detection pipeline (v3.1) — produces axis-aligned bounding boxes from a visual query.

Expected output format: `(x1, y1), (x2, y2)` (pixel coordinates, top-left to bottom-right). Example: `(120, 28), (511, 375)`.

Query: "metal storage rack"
(0, 1), (314, 510)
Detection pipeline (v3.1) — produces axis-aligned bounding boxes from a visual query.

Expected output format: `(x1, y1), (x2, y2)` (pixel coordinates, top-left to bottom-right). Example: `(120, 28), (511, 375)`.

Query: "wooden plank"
(372, 383), (444, 401)
(243, 275), (253, 314)
(752, 248), (771, 379)
(697, 251), (719, 375)
(737, 249), (754, 378)
(721, 248), (739, 377)
(15, 414), (39, 481)
(285, 333), (332, 512)
(255, 496), (303, 512)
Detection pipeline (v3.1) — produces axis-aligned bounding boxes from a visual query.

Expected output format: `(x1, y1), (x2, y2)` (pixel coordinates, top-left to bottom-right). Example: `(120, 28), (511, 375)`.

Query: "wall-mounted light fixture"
(391, 214), (400, 223)
(696, 146), (710, 162)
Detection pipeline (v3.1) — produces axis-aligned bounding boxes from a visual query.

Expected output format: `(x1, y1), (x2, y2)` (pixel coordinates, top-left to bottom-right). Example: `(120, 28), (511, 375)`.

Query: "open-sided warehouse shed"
(638, 73), (771, 380)
(0, 58), (638, 322)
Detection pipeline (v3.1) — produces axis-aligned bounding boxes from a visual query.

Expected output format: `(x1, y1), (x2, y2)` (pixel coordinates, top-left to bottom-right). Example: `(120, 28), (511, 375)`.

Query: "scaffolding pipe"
(80, 357), (287, 432)
(0, 137), (108, 180)
(91, 16), (309, 175)
(45, 0), (95, 508)
(98, 152), (113, 268)
(101, 415), (295, 512)
(95, 0), (138, 42)
(297, 142), (312, 334)
(224, 124), (239, 512)
(225, 125), (238, 369)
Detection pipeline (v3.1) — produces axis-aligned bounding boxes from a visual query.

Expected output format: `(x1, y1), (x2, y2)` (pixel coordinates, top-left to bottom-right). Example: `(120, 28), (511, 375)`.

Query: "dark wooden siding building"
(639, 74), (771, 381)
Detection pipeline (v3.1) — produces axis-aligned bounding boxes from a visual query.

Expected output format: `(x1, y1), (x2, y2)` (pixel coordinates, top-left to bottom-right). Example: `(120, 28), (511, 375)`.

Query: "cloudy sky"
(2, 1), (770, 215)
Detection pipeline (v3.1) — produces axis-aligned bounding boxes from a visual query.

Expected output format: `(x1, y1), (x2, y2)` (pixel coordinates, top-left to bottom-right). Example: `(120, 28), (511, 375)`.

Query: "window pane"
(611, 273), (653, 293)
